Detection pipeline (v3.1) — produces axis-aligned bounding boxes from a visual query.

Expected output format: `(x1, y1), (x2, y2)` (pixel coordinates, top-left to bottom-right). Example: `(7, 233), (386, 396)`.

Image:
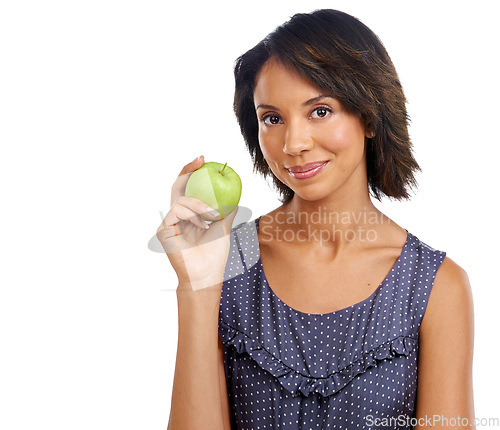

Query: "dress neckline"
(254, 216), (410, 317)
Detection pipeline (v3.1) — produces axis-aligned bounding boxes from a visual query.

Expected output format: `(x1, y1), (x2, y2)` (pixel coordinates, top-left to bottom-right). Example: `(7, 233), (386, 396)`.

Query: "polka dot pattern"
(219, 217), (446, 429)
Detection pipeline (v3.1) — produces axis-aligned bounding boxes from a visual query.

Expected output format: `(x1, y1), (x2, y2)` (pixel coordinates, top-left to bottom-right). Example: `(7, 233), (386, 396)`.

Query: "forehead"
(253, 59), (322, 105)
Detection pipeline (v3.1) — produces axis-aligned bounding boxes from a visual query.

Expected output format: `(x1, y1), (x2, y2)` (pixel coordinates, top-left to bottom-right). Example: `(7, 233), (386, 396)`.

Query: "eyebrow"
(255, 94), (333, 111)
(303, 94), (333, 106)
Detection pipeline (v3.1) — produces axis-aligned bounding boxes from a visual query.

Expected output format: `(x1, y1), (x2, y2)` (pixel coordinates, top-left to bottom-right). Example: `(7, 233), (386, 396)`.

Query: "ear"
(363, 119), (375, 138)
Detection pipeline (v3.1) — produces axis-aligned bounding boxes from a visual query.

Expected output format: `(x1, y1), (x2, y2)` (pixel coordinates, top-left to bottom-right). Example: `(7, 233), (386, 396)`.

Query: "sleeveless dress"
(218, 216), (447, 430)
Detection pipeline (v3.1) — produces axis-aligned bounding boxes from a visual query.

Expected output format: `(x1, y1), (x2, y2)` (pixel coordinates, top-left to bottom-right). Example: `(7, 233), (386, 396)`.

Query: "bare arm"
(168, 287), (232, 430)
(415, 256), (476, 429)
(157, 156), (237, 429)
(218, 333), (233, 430)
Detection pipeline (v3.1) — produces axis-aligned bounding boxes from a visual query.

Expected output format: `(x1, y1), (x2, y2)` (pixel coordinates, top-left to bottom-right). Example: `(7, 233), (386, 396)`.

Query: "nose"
(283, 122), (313, 156)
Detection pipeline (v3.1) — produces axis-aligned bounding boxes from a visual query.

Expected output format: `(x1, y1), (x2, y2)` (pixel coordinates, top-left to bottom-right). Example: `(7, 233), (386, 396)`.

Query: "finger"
(201, 206), (239, 244)
(170, 155), (205, 205)
(158, 202), (208, 232)
(159, 195), (220, 232)
(174, 195), (221, 219)
(178, 155), (205, 177)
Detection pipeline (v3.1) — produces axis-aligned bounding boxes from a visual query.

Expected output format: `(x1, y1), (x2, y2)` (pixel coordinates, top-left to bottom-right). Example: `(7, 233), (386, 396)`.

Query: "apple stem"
(220, 162), (228, 175)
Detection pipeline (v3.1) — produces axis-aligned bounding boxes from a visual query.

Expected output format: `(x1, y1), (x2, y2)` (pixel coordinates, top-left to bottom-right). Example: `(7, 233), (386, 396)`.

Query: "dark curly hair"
(233, 9), (420, 204)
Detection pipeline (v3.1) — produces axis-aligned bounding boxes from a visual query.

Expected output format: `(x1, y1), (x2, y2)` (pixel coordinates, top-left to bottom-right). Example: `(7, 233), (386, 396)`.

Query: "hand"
(156, 155), (238, 293)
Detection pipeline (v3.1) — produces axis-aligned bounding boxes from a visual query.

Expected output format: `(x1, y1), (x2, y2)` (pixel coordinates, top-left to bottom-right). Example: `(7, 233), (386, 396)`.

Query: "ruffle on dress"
(219, 318), (418, 398)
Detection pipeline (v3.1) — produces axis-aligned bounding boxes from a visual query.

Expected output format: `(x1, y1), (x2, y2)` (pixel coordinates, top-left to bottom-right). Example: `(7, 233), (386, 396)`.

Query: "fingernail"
(206, 209), (220, 218)
(193, 155), (203, 162)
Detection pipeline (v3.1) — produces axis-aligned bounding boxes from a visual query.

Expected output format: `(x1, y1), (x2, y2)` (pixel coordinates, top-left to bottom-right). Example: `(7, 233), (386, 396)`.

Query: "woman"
(157, 9), (475, 430)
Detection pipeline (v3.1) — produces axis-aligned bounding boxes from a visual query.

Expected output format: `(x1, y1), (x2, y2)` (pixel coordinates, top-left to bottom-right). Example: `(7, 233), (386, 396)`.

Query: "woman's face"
(253, 59), (373, 203)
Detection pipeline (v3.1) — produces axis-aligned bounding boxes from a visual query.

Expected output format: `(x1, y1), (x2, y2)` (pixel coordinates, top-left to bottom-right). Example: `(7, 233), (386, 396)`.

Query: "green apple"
(185, 161), (242, 221)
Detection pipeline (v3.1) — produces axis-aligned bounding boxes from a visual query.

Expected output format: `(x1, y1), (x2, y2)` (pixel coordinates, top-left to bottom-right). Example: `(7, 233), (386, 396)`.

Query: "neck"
(280, 187), (385, 248)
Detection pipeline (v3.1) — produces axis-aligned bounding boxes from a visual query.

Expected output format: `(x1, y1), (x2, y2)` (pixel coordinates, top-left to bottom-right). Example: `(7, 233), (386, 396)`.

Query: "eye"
(311, 107), (332, 119)
(261, 114), (283, 126)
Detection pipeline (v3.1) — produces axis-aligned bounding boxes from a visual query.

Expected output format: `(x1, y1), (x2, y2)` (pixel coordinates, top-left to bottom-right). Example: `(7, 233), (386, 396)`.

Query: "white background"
(1, 0), (499, 428)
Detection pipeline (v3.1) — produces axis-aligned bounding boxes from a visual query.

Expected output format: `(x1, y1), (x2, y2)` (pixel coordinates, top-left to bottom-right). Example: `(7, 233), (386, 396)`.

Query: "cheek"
(319, 119), (365, 153)
(258, 132), (287, 180)
(258, 131), (282, 162)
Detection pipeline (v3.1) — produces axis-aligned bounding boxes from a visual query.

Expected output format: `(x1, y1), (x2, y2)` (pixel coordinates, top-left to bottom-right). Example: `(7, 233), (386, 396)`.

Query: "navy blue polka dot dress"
(218, 216), (446, 429)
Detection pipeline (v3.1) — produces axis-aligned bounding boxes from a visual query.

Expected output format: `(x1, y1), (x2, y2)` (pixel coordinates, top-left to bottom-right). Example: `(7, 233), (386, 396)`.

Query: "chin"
(290, 184), (332, 203)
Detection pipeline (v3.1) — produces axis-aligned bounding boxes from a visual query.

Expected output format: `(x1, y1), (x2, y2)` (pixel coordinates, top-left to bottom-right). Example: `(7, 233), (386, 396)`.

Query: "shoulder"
(420, 255), (474, 341)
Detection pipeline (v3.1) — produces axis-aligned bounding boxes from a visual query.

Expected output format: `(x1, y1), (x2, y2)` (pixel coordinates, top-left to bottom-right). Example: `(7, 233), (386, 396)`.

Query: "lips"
(286, 161), (329, 179)
(286, 161), (328, 173)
